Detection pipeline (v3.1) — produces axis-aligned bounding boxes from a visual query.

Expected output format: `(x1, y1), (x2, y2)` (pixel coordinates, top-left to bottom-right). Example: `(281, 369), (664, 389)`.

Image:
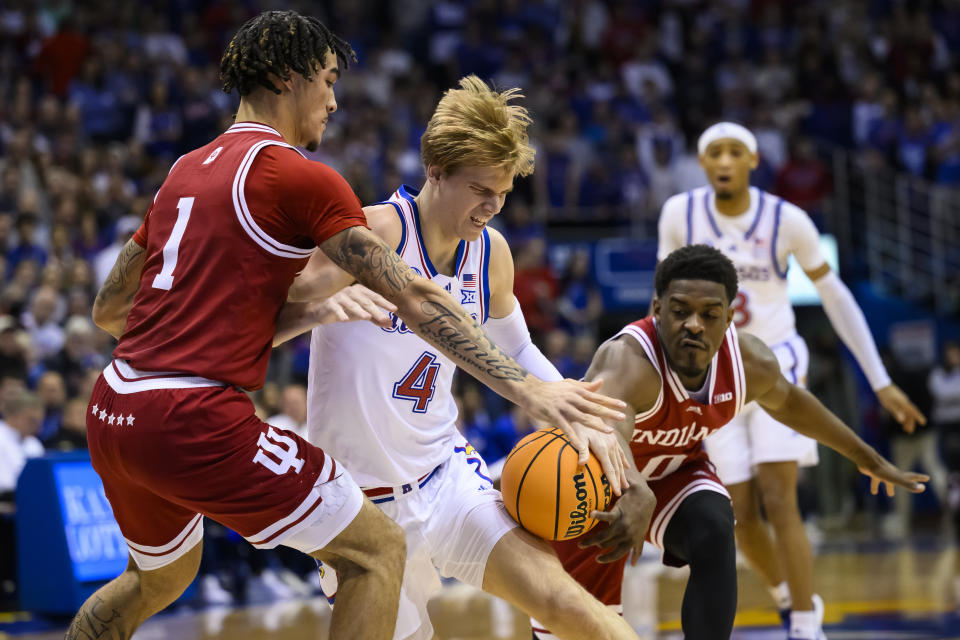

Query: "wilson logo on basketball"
(565, 472), (590, 538)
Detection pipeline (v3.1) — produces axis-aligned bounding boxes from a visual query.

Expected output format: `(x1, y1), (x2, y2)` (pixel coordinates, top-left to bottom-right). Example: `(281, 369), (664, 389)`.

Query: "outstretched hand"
(521, 378), (626, 464)
(876, 384), (927, 434)
(858, 456), (928, 497)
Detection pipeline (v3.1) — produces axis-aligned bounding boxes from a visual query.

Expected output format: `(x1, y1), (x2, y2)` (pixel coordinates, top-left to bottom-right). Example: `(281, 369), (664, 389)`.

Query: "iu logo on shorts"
(252, 427), (305, 475)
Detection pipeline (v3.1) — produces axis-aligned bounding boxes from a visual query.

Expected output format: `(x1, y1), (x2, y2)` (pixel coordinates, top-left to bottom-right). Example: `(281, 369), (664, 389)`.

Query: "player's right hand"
(521, 378), (626, 463)
(857, 457), (929, 496)
(579, 478), (656, 564)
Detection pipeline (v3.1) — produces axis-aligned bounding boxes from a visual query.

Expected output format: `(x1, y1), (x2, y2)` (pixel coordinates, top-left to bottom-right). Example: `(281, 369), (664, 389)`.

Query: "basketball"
(500, 427), (612, 541)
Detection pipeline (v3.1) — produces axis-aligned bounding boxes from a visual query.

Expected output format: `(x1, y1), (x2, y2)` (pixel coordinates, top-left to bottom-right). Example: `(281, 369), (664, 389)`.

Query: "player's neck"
(235, 100), (295, 145)
(712, 188), (751, 217)
(415, 188), (461, 276)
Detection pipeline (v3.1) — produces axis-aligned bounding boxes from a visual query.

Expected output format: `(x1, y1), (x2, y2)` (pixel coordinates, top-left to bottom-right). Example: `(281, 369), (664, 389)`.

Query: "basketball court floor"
(2, 531), (958, 640)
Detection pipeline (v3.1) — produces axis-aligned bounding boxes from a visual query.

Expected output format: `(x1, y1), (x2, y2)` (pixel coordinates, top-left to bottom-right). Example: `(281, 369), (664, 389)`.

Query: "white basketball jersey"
(667, 186), (798, 345)
(307, 185), (492, 487)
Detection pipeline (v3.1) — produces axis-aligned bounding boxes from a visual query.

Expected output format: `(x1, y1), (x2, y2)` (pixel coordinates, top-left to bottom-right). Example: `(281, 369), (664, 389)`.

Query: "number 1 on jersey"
(393, 352), (440, 413)
(152, 197), (194, 291)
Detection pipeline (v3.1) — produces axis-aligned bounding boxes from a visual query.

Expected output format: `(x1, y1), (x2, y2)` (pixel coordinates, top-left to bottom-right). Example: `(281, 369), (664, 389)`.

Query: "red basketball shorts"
(551, 458), (729, 608)
(87, 360), (363, 570)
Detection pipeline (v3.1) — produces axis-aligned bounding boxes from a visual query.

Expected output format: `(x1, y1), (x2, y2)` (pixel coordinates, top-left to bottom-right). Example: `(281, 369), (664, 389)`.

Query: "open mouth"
(715, 175), (732, 186)
(469, 216), (487, 228)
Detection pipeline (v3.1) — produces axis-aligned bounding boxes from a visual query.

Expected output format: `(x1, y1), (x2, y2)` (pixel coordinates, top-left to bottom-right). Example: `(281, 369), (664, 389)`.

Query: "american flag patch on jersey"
(462, 273), (476, 288)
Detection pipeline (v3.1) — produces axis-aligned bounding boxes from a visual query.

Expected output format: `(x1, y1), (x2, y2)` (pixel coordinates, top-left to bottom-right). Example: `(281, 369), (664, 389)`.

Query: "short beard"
(715, 190), (733, 200)
(305, 140), (319, 152)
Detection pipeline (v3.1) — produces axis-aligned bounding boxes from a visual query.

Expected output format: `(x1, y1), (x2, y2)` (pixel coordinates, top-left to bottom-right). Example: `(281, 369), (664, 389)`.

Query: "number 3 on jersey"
(152, 197), (194, 291)
(732, 291), (751, 328)
(393, 352), (440, 413)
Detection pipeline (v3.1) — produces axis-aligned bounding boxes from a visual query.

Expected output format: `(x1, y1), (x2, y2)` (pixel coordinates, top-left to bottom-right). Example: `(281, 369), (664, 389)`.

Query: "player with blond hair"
(67, 10), (630, 639)
(291, 76), (649, 640)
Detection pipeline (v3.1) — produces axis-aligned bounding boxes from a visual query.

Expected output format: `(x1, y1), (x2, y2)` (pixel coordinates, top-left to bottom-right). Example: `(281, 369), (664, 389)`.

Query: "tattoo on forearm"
(65, 595), (122, 639)
(417, 300), (528, 382)
(94, 240), (145, 309)
(324, 227), (414, 296)
(323, 227), (528, 383)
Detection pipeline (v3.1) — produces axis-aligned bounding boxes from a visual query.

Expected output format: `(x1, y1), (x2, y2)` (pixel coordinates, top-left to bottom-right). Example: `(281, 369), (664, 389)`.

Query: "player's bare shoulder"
(738, 331), (782, 402)
(362, 203), (404, 249)
(486, 226), (514, 274)
(588, 335), (662, 413)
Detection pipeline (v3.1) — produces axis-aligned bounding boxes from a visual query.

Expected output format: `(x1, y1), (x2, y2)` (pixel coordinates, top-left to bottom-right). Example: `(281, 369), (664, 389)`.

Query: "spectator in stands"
(775, 137), (832, 222)
(556, 249), (603, 336)
(93, 215), (140, 287)
(267, 384), (308, 440)
(931, 341), (960, 537)
(881, 350), (943, 538)
(36, 370), (66, 442)
(562, 333), (599, 381)
(8, 213), (47, 271)
(43, 315), (104, 397)
(512, 237), (558, 339)
(0, 390), (45, 494)
(45, 397), (89, 452)
(21, 285), (65, 361)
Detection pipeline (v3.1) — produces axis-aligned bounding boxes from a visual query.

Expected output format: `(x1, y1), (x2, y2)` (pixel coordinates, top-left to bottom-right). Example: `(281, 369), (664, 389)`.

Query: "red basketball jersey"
(615, 317), (746, 480)
(115, 122), (366, 390)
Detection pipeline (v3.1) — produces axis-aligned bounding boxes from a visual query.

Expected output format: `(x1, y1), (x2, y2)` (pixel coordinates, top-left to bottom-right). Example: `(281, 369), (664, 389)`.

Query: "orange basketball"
(500, 427), (612, 541)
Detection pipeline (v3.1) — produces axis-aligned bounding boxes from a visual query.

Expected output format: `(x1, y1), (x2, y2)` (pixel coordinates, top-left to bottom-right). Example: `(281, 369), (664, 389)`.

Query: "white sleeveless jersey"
(307, 185), (493, 487)
(657, 186), (826, 345)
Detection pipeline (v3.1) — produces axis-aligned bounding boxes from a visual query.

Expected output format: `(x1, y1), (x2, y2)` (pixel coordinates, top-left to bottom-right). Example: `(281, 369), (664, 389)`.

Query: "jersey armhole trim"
(744, 188), (766, 240)
(703, 190), (723, 239)
(374, 200), (408, 254)
(770, 199), (788, 279)
(614, 326), (664, 421)
(233, 140), (317, 260)
(684, 191), (694, 245)
(480, 228), (491, 324)
(726, 326), (746, 416)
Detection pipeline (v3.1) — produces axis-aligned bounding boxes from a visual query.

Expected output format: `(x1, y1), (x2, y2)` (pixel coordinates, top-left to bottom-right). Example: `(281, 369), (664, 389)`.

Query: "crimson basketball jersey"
(614, 317), (746, 480)
(116, 122), (366, 390)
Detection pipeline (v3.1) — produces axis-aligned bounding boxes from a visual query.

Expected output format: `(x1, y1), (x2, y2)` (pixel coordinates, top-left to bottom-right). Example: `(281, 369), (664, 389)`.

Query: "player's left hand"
(565, 424), (630, 496)
(876, 384), (927, 434)
(313, 284), (397, 328)
(578, 479), (656, 564)
(858, 456), (928, 497)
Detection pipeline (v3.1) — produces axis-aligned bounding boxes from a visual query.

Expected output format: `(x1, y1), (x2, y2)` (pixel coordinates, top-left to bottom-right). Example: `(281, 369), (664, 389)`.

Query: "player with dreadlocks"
(67, 10), (629, 640)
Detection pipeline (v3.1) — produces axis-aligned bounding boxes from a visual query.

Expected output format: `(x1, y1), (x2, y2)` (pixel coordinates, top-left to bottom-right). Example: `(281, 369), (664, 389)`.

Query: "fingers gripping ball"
(501, 428), (612, 541)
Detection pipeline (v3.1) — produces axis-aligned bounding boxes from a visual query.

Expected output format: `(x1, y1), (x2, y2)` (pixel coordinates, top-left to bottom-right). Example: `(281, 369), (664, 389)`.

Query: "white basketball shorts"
(705, 333), (819, 485)
(317, 432), (517, 640)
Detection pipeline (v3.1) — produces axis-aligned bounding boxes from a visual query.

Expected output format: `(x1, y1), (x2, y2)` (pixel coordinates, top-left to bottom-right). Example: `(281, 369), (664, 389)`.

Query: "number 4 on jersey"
(393, 352), (440, 413)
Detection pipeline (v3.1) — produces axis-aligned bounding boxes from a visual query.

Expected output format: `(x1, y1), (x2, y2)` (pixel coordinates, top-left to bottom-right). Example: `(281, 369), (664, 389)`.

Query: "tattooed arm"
(92, 239), (146, 339)
(319, 226), (627, 450)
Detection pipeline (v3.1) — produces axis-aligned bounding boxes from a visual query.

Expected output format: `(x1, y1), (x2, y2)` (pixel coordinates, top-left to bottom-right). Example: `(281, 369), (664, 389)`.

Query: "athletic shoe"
(788, 594), (827, 639)
(200, 574), (233, 606)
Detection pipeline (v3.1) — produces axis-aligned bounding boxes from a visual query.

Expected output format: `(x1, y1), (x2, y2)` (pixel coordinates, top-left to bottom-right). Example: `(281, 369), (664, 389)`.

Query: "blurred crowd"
(1, 0), (960, 606)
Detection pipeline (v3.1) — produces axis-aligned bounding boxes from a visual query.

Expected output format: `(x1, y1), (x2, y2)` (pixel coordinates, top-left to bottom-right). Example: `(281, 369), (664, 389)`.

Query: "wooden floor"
(3, 537), (959, 639)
